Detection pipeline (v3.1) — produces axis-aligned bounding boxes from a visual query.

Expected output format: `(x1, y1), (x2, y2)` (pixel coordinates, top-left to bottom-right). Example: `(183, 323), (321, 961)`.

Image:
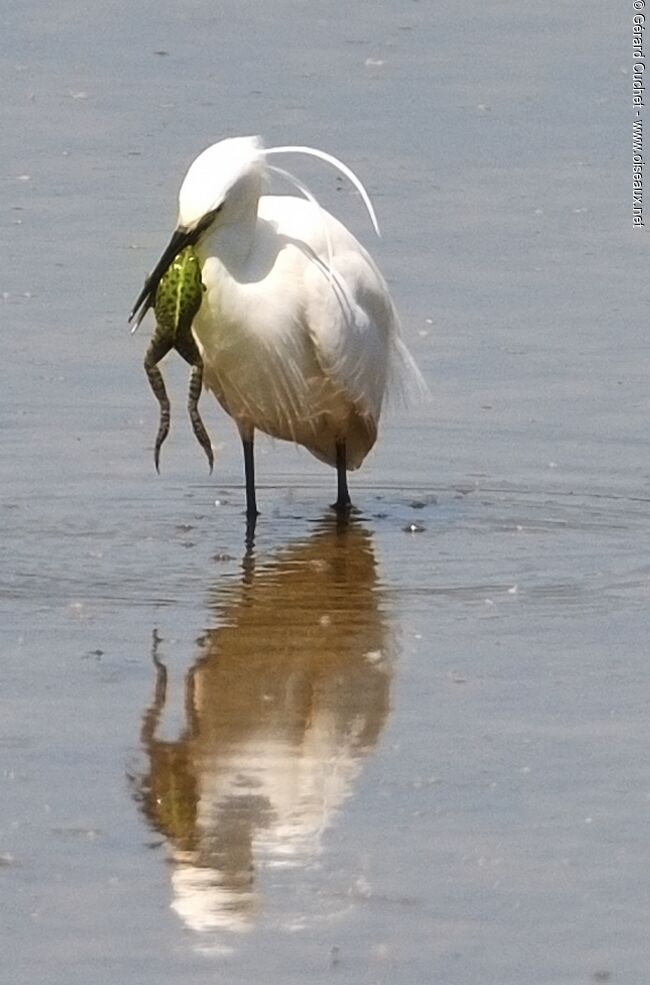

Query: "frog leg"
(144, 334), (173, 473)
(175, 332), (214, 472)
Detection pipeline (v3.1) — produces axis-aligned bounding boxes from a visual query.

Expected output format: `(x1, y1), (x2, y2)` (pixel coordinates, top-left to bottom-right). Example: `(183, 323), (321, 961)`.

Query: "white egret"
(130, 135), (423, 519)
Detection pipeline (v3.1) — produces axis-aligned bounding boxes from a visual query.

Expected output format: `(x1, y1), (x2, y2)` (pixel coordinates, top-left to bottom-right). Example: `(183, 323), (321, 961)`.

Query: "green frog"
(143, 247), (213, 472)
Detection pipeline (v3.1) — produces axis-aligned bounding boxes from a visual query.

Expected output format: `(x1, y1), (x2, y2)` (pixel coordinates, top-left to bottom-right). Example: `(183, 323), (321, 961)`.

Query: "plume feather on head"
(130, 136), (380, 332)
(178, 135), (380, 238)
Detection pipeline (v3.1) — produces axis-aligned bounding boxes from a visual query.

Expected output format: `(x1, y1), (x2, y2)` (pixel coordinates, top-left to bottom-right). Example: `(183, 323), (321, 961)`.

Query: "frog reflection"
(132, 519), (393, 939)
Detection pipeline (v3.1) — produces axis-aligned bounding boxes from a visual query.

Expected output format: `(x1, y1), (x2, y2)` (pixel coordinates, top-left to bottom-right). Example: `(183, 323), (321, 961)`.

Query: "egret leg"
(244, 514), (257, 555)
(144, 336), (173, 473)
(334, 440), (352, 513)
(242, 434), (259, 521)
(175, 334), (214, 472)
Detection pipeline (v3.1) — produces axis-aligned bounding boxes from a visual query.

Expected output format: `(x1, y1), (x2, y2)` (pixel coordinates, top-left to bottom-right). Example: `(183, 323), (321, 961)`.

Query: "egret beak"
(129, 227), (195, 332)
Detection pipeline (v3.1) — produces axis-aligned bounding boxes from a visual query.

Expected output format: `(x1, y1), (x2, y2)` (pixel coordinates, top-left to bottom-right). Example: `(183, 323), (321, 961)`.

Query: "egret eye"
(194, 204), (223, 237)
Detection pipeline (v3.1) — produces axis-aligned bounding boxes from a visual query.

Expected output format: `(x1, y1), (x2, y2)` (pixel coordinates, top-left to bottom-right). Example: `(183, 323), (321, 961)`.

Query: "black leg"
(242, 435), (259, 520)
(333, 440), (352, 513)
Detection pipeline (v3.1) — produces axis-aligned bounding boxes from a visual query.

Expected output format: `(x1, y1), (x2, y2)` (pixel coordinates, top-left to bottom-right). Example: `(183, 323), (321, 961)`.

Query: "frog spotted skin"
(143, 247), (214, 472)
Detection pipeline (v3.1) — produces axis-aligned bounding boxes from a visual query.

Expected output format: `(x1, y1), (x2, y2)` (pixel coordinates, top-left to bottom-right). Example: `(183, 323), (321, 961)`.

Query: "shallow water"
(2, 2), (649, 983)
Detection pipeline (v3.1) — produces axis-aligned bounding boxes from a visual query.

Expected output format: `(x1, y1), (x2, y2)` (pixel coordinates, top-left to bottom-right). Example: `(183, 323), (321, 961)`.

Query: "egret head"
(178, 135), (265, 230)
(129, 136), (266, 330)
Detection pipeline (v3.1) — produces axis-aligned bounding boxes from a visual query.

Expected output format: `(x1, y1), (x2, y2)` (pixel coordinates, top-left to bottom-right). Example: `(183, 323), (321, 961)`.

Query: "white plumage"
(130, 135), (422, 519)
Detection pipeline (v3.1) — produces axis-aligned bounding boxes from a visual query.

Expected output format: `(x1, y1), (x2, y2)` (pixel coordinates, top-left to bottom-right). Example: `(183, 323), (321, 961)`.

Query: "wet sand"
(2, 2), (649, 983)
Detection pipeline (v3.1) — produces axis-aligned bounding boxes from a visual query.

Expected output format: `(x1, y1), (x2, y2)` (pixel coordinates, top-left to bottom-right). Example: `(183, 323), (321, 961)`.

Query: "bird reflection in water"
(132, 516), (393, 944)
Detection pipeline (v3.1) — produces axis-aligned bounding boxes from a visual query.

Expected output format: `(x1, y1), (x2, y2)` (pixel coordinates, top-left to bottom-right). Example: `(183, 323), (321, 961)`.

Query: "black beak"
(129, 227), (195, 330)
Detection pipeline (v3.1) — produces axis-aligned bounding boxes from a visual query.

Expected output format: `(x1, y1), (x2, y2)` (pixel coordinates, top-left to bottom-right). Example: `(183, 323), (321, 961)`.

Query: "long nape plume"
(266, 162), (359, 316)
(266, 163), (335, 274)
(265, 145), (381, 237)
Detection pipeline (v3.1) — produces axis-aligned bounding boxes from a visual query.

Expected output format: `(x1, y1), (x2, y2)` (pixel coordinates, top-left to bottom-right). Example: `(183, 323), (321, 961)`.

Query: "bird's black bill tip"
(128, 227), (195, 329)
